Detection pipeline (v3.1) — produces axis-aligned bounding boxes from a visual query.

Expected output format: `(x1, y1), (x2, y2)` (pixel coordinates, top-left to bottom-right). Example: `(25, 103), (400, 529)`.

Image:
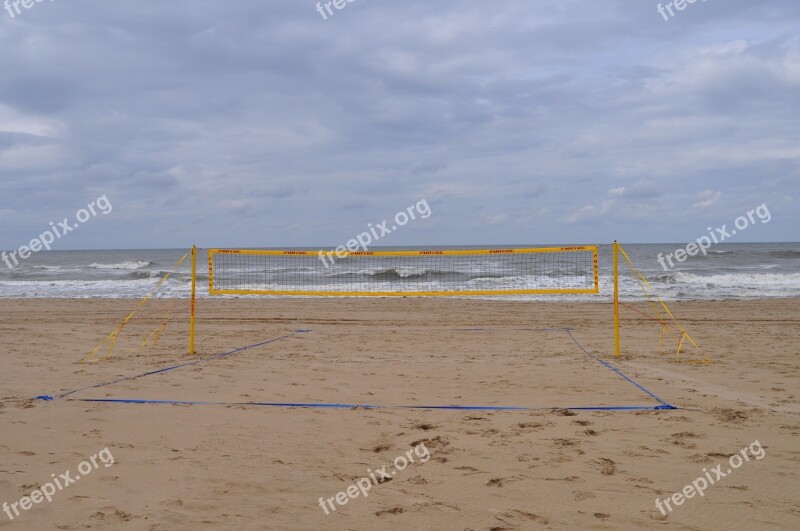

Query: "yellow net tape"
(82, 250), (190, 363)
(617, 244), (711, 363)
(138, 300), (176, 352)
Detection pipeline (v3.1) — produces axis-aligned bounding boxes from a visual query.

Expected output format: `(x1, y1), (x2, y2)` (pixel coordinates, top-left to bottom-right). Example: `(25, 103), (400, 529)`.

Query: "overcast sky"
(1, 0), (798, 249)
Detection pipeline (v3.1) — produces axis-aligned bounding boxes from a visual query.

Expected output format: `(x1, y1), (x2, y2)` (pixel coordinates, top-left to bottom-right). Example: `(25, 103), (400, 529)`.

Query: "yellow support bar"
(190, 245), (197, 355)
(613, 241), (620, 357)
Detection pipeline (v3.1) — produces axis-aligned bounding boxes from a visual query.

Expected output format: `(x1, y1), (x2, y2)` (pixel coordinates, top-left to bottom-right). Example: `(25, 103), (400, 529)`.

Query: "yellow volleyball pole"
(613, 241), (620, 357)
(190, 245), (197, 355)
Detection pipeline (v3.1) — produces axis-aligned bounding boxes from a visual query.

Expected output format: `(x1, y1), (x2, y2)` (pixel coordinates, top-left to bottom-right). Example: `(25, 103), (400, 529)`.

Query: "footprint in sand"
(552, 438), (581, 449)
(554, 409), (577, 416)
(594, 458), (616, 476)
(89, 509), (133, 521)
(375, 507), (404, 516)
(454, 465), (481, 475)
(495, 510), (549, 526)
(666, 431), (701, 449)
(486, 476), (526, 487)
(417, 500), (460, 513)
(410, 435), (450, 451)
(711, 408), (749, 423)
(371, 443), (392, 453)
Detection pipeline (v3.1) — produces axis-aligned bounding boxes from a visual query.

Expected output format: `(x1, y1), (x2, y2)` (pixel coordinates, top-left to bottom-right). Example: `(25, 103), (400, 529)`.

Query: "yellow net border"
(208, 246), (600, 297)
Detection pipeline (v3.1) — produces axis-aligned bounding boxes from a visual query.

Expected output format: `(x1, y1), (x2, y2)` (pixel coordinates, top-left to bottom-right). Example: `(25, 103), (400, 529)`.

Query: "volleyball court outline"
(36, 326), (676, 412)
(35, 242), (708, 411)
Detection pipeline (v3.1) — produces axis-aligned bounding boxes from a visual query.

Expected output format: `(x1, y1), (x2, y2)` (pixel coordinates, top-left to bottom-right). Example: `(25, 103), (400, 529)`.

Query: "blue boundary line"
(38, 327), (677, 412)
(73, 398), (674, 411)
(35, 331), (312, 401)
(452, 327), (675, 409)
(562, 328), (674, 407)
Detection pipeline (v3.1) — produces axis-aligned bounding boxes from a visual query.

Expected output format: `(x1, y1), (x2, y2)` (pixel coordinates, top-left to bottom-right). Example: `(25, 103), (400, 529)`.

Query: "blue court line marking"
(73, 398), (676, 411)
(41, 326), (679, 413)
(35, 330), (312, 401)
(563, 328), (673, 407)
(453, 326), (675, 409)
(452, 328), (537, 331)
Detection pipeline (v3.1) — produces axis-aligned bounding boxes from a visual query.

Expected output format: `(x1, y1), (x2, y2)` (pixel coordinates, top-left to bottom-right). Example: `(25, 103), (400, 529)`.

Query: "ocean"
(1, 243), (798, 301)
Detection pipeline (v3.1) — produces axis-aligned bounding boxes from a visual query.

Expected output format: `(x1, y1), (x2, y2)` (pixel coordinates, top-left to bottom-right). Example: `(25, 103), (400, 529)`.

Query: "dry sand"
(1, 298), (798, 530)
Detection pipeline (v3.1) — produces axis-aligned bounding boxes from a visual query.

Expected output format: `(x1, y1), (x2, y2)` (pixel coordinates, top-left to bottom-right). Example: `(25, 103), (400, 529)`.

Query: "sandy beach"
(0, 298), (798, 529)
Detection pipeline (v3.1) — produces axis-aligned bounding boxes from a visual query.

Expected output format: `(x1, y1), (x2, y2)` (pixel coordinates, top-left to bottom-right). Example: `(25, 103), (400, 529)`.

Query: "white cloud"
(566, 205), (599, 223)
(692, 190), (722, 209)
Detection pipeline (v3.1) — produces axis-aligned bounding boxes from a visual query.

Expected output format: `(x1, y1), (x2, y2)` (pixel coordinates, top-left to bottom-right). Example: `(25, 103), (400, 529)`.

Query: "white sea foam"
(88, 261), (152, 270)
(0, 279), (187, 298)
(674, 272), (800, 288)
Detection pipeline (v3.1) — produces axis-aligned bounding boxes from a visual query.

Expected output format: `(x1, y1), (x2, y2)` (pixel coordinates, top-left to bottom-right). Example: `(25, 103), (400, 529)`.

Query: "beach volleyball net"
(82, 243), (707, 365)
(207, 246), (599, 297)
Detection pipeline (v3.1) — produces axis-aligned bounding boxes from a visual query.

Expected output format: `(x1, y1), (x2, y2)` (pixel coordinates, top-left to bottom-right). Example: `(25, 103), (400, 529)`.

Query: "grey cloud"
(0, 0), (798, 248)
